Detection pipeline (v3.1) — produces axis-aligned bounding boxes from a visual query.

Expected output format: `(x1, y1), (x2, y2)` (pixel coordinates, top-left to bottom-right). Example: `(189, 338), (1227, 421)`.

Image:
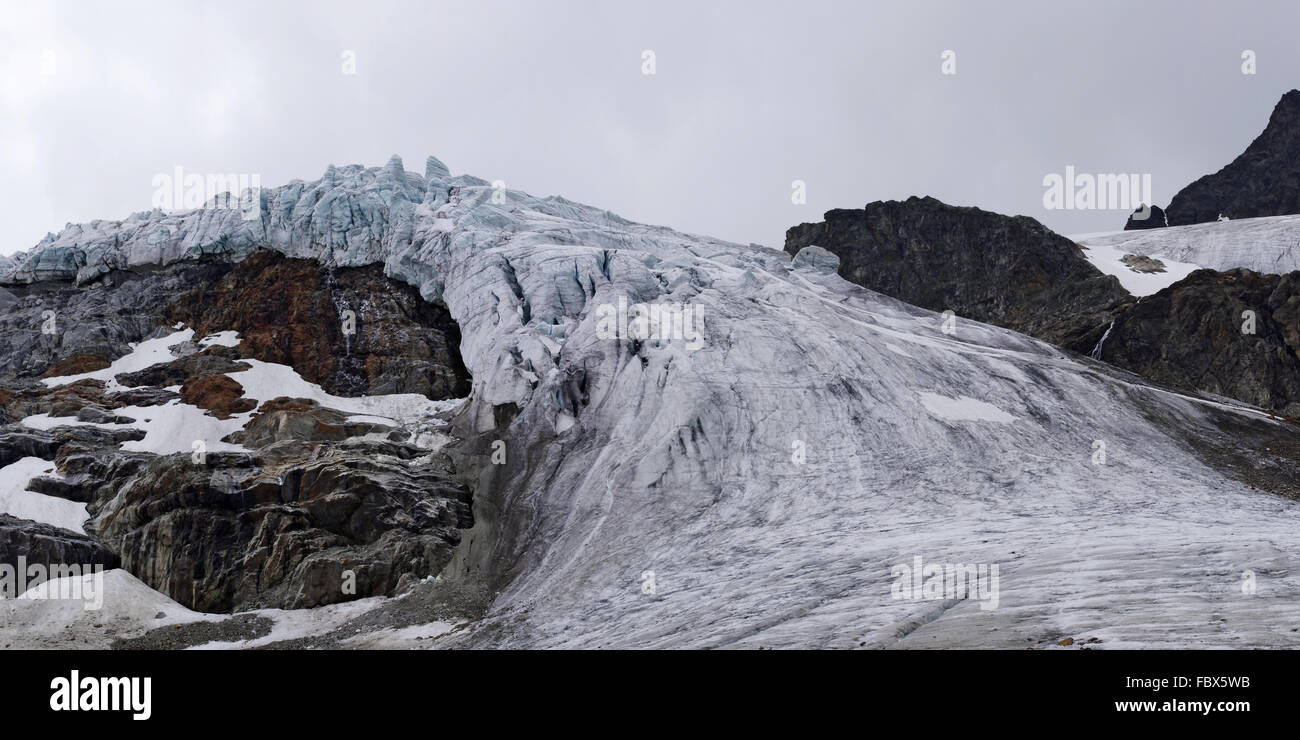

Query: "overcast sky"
(2, 0), (1298, 256)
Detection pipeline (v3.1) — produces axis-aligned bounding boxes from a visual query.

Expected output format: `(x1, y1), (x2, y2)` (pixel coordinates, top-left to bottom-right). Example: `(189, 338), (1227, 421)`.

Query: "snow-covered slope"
(7, 156), (1300, 648)
(1070, 237), (1203, 297)
(1074, 214), (1300, 277)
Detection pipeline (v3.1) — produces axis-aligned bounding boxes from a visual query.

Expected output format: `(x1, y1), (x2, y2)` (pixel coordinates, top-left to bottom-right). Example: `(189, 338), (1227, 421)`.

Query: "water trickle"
(1090, 320), (1115, 360)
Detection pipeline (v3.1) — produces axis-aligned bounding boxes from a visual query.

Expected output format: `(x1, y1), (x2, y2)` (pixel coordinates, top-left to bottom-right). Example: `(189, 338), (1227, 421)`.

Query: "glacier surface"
(6, 156), (1300, 648)
(1074, 214), (1300, 276)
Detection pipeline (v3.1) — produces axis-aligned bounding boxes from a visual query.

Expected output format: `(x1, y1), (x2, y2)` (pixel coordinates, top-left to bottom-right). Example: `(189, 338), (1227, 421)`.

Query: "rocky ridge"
(784, 196), (1132, 354)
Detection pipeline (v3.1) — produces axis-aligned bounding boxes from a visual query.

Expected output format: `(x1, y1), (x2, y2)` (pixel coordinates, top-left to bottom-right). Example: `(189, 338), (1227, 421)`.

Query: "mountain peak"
(1161, 89), (1300, 226)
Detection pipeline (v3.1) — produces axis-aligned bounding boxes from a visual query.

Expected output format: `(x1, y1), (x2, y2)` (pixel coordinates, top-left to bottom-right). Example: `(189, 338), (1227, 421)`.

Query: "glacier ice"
(6, 157), (1300, 648)
(1075, 214), (1300, 276)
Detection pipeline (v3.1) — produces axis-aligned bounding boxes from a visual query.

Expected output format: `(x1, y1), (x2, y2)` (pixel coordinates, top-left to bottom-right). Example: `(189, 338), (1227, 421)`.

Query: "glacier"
(1074, 214), (1300, 277)
(5, 155), (1300, 648)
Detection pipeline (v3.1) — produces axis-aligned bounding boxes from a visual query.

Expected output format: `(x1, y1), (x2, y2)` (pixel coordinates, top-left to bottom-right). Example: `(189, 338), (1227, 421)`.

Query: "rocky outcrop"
(0, 252), (471, 403)
(1, 373), (474, 612)
(0, 246), (475, 612)
(90, 440), (472, 612)
(224, 397), (393, 447)
(781, 196), (1300, 420)
(1096, 268), (1300, 416)
(1163, 90), (1300, 226)
(0, 425), (145, 469)
(9, 154), (1300, 649)
(166, 252), (471, 399)
(1123, 204), (1167, 230)
(1119, 254), (1166, 273)
(114, 346), (249, 388)
(0, 262), (225, 379)
(0, 514), (118, 573)
(179, 375), (256, 419)
(784, 196), (1133, 353)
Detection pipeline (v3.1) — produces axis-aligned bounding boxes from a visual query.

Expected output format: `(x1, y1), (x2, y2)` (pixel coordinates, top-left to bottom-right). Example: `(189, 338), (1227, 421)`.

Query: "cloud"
(3, 0), (1299, 255)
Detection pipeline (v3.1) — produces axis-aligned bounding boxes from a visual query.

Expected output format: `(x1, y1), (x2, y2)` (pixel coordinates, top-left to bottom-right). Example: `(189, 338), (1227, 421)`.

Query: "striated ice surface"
(7, 157), (1300, 648)
(1074, 214), (1300, 276)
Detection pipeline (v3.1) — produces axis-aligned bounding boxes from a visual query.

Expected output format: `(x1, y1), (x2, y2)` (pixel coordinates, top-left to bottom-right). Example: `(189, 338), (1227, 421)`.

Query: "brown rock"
(40, 353), (111, 378)
(166, 251), (470, 400)
(223, 397), (390, 447)
(180, 375), (256, 419)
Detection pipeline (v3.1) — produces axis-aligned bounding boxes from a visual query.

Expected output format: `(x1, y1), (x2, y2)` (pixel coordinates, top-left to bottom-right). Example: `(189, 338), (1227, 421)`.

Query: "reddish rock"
(180, 374), (256, 419)
(40, 353), (111, 378)
(167, 251), (470, 400)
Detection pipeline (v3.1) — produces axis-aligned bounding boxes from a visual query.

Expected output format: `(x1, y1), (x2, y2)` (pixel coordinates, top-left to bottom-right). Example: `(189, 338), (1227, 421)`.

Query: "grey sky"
(2, 0), (1298, 256)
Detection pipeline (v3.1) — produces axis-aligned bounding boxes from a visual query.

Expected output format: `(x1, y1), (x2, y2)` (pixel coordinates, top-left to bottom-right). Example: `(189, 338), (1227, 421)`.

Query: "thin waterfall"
(1090, 320), (1115, 360)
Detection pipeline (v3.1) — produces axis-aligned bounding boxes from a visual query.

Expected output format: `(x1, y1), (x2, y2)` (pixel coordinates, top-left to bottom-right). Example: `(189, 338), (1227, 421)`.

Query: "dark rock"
(1098, 268), (1300, 416)
(112, 614), (274, 650)
(114, 351), (249, 389)
(108, 386), (180, 407)
(0, 261), (228, 379)
(0, 429), (62, 466)
(41, 353), (111, 377)
(179, 374), (255, 419)
(75, 406), (134, 424)
(90, 443), (474, 612)
(0, 252), (469, 400)
(0, 425), (144, 469)
(0, 514), (119, 573)
(0, 250), (476, 615)
(44, 380), (111, 418)
(784, 196), (1133, 353)
(1123, 204), (1167, 230)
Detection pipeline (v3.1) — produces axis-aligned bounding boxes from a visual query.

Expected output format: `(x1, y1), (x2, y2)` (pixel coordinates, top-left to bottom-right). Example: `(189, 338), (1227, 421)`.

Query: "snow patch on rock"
(0, 456), (85, 531)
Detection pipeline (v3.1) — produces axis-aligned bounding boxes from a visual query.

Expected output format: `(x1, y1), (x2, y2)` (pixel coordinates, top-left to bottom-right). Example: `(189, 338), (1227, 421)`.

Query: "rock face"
(1096, 268), (1300, 416)
(784, 196), (1132, 354)
(1, 343), (474, 614)
(1162, 90), (1300, 226)
(0, 249), (471, 400)
(167, 252), (471, 399)
(90, 437), (472, 612)
(0, 262), (224, 379)
(0, 247), (475, 612)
